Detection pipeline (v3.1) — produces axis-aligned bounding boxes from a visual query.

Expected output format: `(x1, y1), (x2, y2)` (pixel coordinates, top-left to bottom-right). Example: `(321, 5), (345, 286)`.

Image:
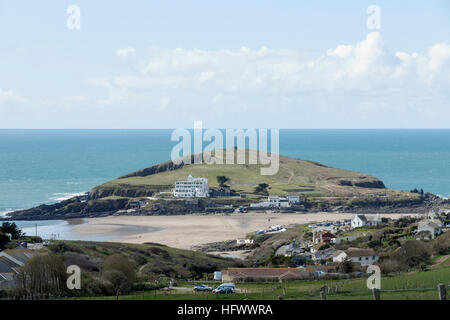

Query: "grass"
(74, 266), (450, 300)
(96, 151), (399, 199)
(48, 240), (241, 280)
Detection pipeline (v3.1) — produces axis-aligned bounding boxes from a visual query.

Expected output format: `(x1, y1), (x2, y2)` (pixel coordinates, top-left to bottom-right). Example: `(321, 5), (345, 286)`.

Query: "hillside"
(47, 240), (242, 280)
(8, 149), (426, 220)
(92, 149), (387, 198)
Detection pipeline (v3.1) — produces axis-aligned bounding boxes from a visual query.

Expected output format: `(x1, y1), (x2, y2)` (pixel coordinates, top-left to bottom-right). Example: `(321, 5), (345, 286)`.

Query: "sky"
(0, 0), (449, 129)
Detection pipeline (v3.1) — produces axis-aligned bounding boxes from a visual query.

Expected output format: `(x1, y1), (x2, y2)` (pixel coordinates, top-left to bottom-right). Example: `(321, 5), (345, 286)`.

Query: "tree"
(0, 232), (10, 250)
(339, 258), (353, 273)
(102, 254), (136, 300)
(216, 176), (230, 189)
(254, 183), (269, 195)
(0, 222), (23, 239)
(19, 253), (67, 294)
(391, 240), (431, 269)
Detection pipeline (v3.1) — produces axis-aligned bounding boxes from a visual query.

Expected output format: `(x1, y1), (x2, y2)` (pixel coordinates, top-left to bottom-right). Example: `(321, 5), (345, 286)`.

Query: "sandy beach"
(71, 212), (419, 250)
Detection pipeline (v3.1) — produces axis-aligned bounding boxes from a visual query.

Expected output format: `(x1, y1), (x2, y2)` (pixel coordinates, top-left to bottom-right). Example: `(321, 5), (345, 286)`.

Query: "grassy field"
(77, 266), (450, 300)
(96, 151), (417, 202)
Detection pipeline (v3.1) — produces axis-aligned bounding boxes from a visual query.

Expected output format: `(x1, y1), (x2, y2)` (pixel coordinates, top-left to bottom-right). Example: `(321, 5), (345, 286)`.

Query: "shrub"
(377, 259), (401, 274)
(391, 240), (431, 269)
(432, 231), (450, 255)
(102, 254), (137, 299)
(85, 279), (114, 296)
(49, 242), (83, 254)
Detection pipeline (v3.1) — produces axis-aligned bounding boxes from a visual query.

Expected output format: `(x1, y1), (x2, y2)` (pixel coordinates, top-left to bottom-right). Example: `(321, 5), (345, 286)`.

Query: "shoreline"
(70, 212), (420, 250)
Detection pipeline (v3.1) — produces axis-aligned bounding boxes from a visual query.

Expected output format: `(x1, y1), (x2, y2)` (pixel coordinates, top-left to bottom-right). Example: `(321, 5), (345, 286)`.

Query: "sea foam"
(49, 192), (87, 202)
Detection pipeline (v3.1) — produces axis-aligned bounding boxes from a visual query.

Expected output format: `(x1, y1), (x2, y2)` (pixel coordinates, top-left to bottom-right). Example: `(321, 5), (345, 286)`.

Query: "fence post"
(372, 288), (380, 300)
(438, 284), (447, 301)
(320, 286), (327, 300)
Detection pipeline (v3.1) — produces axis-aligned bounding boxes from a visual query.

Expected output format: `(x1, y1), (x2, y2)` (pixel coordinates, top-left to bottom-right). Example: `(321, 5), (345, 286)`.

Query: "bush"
(102, 254), (136, 298)
(49, 242), (83, 254)
(391, 240), (431, 269)
(377, 259), (401, 274)
(85, 279), (114, 296)
(432, 231), (450, 255)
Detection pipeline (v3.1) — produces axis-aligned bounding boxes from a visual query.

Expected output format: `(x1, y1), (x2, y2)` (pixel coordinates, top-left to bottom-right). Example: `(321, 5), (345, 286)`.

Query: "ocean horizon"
(1, 129), (449, 216)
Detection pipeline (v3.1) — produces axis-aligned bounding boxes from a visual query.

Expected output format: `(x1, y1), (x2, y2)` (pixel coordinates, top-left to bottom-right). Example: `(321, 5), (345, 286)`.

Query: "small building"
(128, 201), (141, 209)
(351, 215), (368, 229)
(250, 195), (290, 208)
(351, 214), (382, 229)
(221, 267), (327, 282)
(236, 239), (254, 245)
(275, 239), (304, 257)
(331, 235), (356, 244)
(0, 256), (21, 290)
(417, 221), (442, 239)
(313, 231), (336, 244)
(213, 271), (222, 281)
(311, 247), (336, 261)
(310, 242), (329, 254)
(332, 248), (379, 266)
(209, 189), (231, 197)
(0, 248), (36, 290)
(286, 193), (300, 204)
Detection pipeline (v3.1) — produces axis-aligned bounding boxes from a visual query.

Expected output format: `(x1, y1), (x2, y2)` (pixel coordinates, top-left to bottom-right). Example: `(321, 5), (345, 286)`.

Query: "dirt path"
(429, 255), (450, 269)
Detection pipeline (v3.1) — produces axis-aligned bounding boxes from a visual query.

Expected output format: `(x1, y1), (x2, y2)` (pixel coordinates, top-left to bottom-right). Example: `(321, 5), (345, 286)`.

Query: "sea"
(0, 129), (449, 238)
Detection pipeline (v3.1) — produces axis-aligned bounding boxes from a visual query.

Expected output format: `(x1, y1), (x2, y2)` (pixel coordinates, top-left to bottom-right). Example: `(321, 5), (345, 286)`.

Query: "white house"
(417, 221), (442, 239)
(351, 215), (368, 229)
(332, 248), (379, 266)
(286, 193), (300, 204)
(351, 214), (381, 229)
(236, 239), (254, 245)
(172, 175), (209, 198)
(250, 195), (290, 208)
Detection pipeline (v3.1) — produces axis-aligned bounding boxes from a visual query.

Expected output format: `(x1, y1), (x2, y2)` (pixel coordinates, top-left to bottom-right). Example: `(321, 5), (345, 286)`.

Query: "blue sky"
(0, 0), (449, 128)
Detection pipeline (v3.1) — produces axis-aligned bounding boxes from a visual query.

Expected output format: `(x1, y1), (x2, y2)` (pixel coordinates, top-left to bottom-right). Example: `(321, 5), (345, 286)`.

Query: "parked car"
(213, 283), (235, 294)
(43, 240), (51, 246)
(194, 284), (213, 292)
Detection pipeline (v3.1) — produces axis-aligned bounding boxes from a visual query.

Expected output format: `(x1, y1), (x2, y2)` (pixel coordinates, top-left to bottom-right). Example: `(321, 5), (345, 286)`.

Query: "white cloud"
(78, 32), (450, 128)
(0, 89), (27, 103)
(3, 33), (449, 128)
(116, 47), (136, 57)
(99, 33), (449, 97)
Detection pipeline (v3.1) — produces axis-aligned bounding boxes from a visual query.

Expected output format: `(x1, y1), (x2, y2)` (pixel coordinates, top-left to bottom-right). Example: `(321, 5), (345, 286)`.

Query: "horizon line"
(1, 128), (450, 130)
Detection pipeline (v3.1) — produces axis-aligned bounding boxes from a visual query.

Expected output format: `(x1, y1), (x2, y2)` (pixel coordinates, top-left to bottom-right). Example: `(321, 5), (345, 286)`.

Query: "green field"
(96, 151), (415, 201)
(76, 266), (450, 300)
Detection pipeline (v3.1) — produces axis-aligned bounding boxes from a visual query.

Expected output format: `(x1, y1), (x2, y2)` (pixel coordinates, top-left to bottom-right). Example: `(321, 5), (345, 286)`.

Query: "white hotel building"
(172, 175), (209, 198)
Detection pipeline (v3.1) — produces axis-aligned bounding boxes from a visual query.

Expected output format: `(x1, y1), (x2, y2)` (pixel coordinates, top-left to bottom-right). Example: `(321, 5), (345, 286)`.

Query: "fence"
(320, 283), (448, 300)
